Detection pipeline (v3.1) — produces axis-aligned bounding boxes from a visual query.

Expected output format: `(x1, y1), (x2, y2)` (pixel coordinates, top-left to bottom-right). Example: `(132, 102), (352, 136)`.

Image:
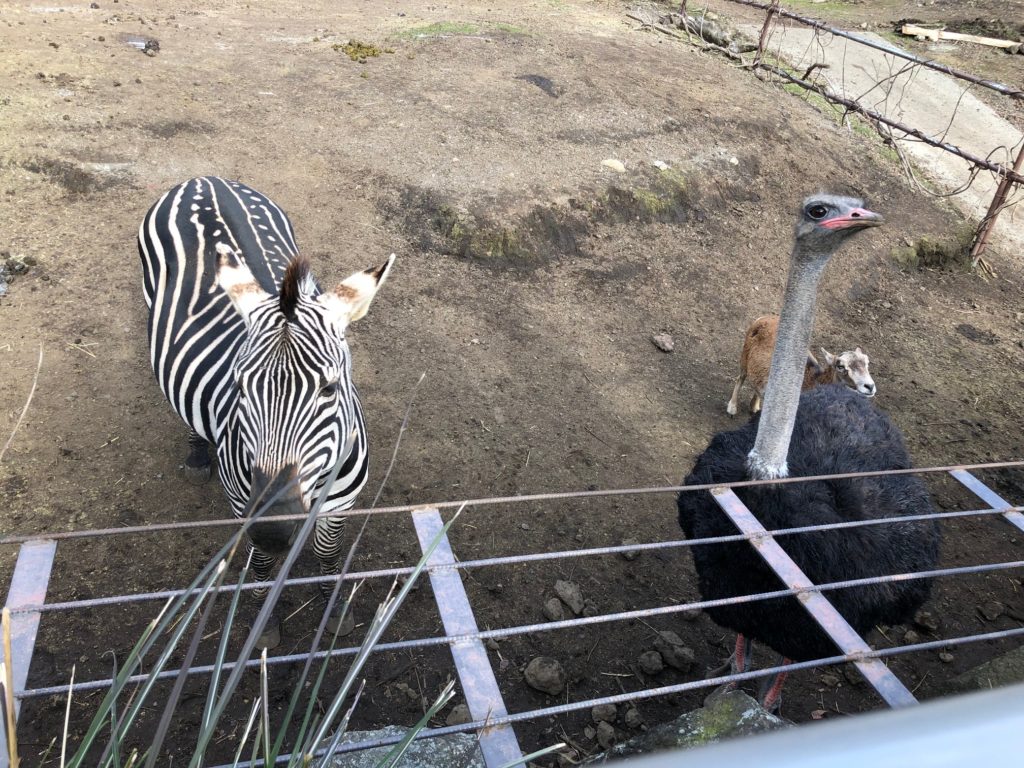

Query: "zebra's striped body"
(138, 177), (393, 642)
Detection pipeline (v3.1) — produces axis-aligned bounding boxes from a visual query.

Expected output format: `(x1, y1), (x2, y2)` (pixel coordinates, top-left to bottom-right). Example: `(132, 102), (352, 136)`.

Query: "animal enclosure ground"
(1, 0), (1023, 764)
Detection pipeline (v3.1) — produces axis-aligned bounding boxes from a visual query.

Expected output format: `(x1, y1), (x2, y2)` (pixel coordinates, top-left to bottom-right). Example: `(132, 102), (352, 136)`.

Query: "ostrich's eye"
(807, 204), (829, 220)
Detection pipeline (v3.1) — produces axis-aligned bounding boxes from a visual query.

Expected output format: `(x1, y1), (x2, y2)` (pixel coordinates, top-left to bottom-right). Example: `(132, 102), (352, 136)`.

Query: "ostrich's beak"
(822, 207), (884, 230)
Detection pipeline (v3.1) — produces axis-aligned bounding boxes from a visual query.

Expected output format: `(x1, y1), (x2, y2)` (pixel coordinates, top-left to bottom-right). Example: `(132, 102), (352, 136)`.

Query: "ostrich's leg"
(708, 633), (754, 690)
(758, 657), (793, 712)
(183, 428), (212, 483)
(727, 373), (745, 416)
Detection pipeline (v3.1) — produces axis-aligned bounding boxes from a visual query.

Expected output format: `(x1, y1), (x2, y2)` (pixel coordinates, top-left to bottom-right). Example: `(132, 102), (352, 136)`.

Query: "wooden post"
(970, 142), (1024, 267)
(754, 0), (781, 66)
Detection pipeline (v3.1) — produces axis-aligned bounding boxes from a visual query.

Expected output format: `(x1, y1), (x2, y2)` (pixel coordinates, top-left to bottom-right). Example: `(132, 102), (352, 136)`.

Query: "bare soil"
(1, 0), (1023, 765)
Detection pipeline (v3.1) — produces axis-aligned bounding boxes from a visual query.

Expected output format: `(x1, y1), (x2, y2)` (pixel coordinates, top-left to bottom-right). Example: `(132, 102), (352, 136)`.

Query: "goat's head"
(822, 347), (875, 398)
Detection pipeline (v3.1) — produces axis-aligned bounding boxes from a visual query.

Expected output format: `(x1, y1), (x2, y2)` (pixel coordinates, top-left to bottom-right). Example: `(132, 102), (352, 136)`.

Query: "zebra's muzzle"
(245, 464), (303, 556)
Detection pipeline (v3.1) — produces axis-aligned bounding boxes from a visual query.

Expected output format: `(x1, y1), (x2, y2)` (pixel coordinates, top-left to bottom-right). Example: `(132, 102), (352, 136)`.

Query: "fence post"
(970, 142), (1024, 267)
(754, 0), (780, 67)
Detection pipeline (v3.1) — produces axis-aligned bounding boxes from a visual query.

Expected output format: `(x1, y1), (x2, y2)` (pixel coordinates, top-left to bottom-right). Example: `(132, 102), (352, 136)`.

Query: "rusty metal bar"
(711, 488), (917, 708)
(4, 460), (1024, 547)
(1, 540), (57, 768)
(970, 141), (1024, 264)
(758, 64), (1024, 185)
(949, 470), (1024, 535)
(13, 502), (1021, 617)
(720, 0), (1024, 100)
(411, 508), (523, 768)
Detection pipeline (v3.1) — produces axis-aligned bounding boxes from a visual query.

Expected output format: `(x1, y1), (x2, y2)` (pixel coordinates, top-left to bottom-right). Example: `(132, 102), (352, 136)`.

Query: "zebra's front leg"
(182, 428), (213, 484)
(246, 540), (283, 649)
(315, 516), (356, 637)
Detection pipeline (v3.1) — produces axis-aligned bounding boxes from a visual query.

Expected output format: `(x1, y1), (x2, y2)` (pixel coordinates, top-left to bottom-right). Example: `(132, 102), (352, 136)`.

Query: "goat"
(726, 315), (875, 417)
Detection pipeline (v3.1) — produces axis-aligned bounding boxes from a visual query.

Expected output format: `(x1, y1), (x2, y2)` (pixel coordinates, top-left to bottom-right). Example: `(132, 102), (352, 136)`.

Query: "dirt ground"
(1, 0), (1023, 764)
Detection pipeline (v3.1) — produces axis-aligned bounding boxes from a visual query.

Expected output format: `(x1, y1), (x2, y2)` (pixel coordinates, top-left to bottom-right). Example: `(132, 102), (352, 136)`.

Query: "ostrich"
(677, 195), (940, 711)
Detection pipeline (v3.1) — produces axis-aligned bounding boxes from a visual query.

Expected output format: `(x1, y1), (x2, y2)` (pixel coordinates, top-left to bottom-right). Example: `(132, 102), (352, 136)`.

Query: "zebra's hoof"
(181, 463), (212, 485)
(256, 616), (282, 650)
(325, 603), (356, 637)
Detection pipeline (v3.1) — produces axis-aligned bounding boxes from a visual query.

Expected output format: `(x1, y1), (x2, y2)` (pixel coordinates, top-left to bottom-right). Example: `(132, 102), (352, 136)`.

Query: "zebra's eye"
(320, 381), (340, 398)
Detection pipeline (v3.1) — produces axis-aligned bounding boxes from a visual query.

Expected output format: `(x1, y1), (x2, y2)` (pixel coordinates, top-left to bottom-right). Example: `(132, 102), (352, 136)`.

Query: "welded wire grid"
(668, 0), (1024, 264)
(3, 460), (1024, 767)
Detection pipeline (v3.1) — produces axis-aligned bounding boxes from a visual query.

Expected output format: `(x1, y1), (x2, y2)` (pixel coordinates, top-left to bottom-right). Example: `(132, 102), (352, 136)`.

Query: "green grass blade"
(304, 506), (463, 756)
(372, 680), (456, 768)
(498, 743), (568, 768)
(230, 697), (262, 768)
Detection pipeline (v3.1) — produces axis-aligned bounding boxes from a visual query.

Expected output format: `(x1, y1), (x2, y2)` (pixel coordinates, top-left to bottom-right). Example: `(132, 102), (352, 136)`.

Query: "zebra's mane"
(280, 256), (314, 321)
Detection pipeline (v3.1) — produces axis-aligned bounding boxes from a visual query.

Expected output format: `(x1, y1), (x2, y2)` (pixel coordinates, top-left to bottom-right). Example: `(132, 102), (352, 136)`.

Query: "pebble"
(652, 160), (669, 170)
(394, 681), (420, 702)
(939, 651), (955, 663)
(596, 720), (616, 749)
(820, 672), (841, 687)
(903, 629), (922, 644)
(624, 706), (643, 729)
(554, 579), (585, 615)
(583, 725), (596, 740)
(601, 158), (626, 173)
(543, 597), (566, 622)
(639, 650), (664, 675)
(654, 631), (694, 672)
(591, 703), (617, 723)
(681, 607), (701, 622)
(913, 609), (939, 632)
(524, 656), (566, 695)
(582, 599), (599, 618)
(979, 601), (1005, 621)
(446, 703), (472, 726)
(651, 332), (675, 352)
(621, 538), (640, 561)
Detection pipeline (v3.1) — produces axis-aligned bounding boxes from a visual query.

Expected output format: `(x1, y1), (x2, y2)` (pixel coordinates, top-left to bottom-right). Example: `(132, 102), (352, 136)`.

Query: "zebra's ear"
(215, 243), (270, 322)
(318, 254), (395, 328)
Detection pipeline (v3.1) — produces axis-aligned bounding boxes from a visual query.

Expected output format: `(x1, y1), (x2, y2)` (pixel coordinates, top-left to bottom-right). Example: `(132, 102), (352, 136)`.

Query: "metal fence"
(3, 460), (1024, 766)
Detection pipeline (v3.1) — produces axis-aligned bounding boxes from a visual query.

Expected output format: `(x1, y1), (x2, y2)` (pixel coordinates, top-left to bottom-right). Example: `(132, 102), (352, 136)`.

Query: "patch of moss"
(396, 22), (481, 40)
(332, 40), (393, 62)
(589, 167), (693, 224)
(892, 225), (976, 271)
(492, 22), (530, 36)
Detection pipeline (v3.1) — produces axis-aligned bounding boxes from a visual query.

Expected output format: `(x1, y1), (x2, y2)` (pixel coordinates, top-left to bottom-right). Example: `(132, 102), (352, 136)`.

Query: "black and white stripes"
(138, 177), (393, 631)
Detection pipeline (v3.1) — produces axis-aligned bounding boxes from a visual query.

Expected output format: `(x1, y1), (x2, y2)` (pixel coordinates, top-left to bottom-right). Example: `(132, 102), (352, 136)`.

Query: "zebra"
(138, 176), (394, 648)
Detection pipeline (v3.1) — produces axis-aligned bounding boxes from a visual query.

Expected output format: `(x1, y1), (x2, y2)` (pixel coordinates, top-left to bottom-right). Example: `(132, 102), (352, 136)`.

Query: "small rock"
(524, 656), (566, 695)
(486, 638), (500, 650)
(592, 703), (617, 723)
(903, 629), (922, 644)
(394, 681), (419, 702)
(601, 158), (626, 173)
(143, 38), (160, 56)
(446, 703), (472, 726)
(939, 651), (955, 663)
(90, 1), (99, 7)
(621, 538), (640, 561)
(728, 156), (739, 166)
(820, 672), (840, 687)
(583, 725), (596, 740)
(913, 609), (939, 632)
(681, 607), (701, 622)
(651, 333), (675, 353)
(655, 631), (694, 672)
(810, 709), (827, 720)
(582, 599), (599, 618)
(596, 720), (617, 749)
(543, 597), (566, 622)
(652, 160), (669, 170)
(639, 650), (664, 675)
(979, 601), (1005, 621)
(520, 522), (530, 531)
(624, 706), (643, 729)
(554, 580), (585, 615)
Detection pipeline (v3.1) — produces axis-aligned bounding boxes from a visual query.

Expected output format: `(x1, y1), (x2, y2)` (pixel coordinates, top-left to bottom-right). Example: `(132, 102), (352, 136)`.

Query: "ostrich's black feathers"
(677, 384), (940, 661)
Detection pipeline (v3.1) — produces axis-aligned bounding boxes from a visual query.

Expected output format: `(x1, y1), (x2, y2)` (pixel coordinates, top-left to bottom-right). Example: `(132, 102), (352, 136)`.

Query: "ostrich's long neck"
(747, 242), (831, 480)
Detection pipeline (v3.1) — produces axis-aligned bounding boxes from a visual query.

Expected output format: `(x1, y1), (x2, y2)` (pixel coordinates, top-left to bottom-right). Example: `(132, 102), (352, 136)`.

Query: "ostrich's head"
(794, 194), (884, 261)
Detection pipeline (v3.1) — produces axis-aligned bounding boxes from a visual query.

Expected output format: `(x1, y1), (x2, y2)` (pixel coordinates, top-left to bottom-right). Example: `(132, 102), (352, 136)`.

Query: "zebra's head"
(216, 245), (394, 553)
